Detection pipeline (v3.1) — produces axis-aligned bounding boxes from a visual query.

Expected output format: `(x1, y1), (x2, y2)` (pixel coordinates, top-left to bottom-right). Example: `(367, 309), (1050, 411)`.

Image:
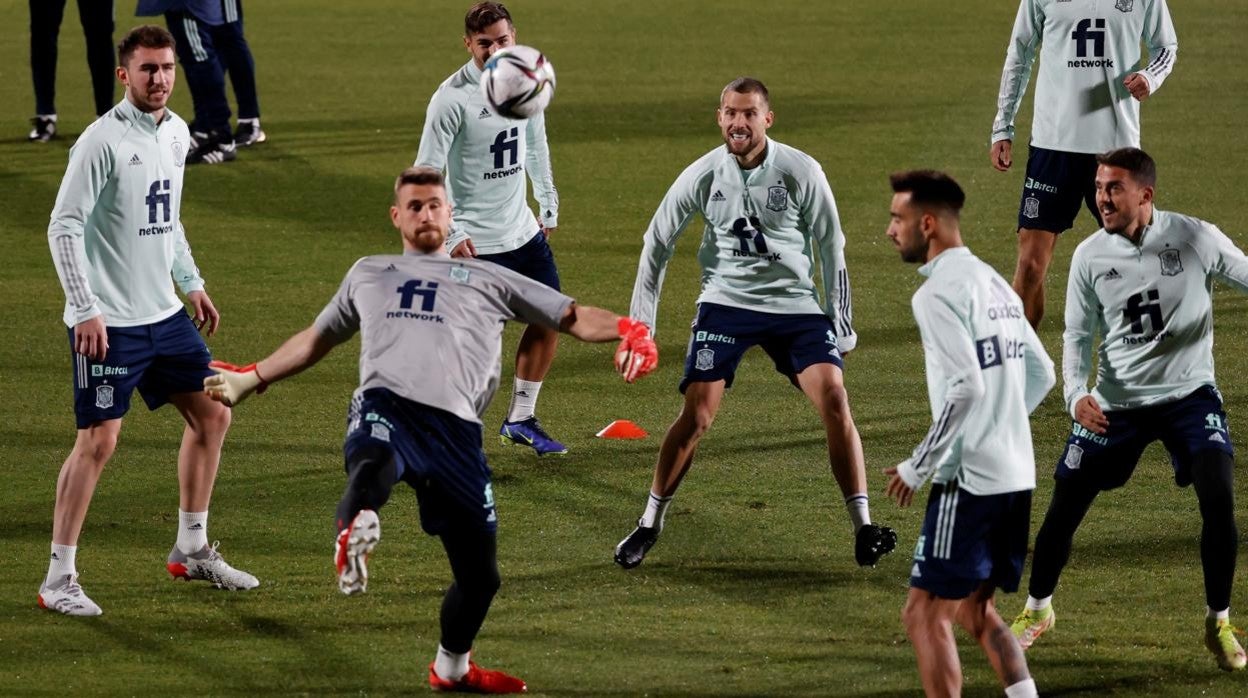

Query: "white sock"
(238, 117), (260, 126)
(45, 544), (77, 588)
(639, 491), (672, 530)
(845, 494), (870, 532)
(1004, 678), (1038, 698)
(37, 113), (58, 121)
(434, 644), (470, 681)
(1026, 595), (1052, 612)
(506, 379), (543, 422)
(177, 510), (209, 554)
(1209, 606), (1231, 621)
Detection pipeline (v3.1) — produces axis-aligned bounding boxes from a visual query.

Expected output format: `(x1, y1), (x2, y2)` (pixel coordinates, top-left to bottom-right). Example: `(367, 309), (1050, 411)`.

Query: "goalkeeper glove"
(615, 318), (658, 383)
(204, 360), (269, 406)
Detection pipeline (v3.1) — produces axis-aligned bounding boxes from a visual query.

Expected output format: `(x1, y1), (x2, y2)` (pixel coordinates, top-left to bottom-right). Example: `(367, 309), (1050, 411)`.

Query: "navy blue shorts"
(343, 388), (497, 536)
(910, 483), (1032, 600)
(1056, 386), (1235, 490)
(67, 312), (213, 429)
(1017, 146), (1102, 233)
(477, 231), (561, 291)
(680, 302), (844, 393)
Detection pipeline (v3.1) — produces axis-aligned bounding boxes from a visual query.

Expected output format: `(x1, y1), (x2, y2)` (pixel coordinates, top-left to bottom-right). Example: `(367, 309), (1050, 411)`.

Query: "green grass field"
(2, 0), (1248, 695)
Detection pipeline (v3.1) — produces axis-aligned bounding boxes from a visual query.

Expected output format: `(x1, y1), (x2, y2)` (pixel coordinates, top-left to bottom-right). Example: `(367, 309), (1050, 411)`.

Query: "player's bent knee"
(73, 424), (120, 466)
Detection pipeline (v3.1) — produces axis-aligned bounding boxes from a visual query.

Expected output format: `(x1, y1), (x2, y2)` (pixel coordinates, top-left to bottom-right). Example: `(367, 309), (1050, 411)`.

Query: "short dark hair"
(393, 166), (446, 202)
(720, 77), (770, 108)
(1096, 147), (1157, 187)
(117, 25), (175, 68)
(465, 2), (513, 35)
(889, 170), (966, 217)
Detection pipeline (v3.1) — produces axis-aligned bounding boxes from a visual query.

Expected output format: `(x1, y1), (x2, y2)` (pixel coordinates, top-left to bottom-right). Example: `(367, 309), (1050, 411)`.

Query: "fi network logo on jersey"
(486, 127), (523, 180)
(1069, 19), (1113, 68)
(388, 279), (446, 323)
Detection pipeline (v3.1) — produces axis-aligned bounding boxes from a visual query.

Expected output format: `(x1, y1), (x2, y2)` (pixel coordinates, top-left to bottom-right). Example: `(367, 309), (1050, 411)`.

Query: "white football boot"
(335, 509), (380, 595)
(38, 574), (103, 616)
(167, 542), (259, 590)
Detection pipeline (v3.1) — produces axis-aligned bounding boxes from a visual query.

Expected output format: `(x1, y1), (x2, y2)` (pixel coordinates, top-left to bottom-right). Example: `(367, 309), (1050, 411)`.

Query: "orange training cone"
(596, 419), (648, 439)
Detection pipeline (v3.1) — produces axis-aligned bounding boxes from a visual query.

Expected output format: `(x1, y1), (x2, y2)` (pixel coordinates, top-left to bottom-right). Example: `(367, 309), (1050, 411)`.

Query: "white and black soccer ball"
(482, 45), (556, 120)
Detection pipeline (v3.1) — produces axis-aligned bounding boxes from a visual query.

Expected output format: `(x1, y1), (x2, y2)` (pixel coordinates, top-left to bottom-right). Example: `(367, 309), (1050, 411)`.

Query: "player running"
(204, 167), (657, 694)
(884, 170), (1054, 698)
(1009, 148), (1248, 672)
(613, 77), (897, 570)
(415, 2), (568, 455)
(991, 0), (1177, 327)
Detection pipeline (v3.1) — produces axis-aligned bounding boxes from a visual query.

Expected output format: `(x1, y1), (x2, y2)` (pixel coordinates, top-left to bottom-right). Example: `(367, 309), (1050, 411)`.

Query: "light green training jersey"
(1064, 209), (1248, 416)
(992, 0), (1177, 153)
(48, 98), (203, 328)
(630, 139), (856, 351)
(415, 60), (558, 255)
(898, 248), (1055, 496)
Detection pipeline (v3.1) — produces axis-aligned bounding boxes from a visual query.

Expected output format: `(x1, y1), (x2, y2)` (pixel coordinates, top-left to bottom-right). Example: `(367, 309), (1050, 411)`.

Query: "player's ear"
(764, 110), (774, 128)
(389, 205), (401, 229)
(1140, 185), (1154, 205)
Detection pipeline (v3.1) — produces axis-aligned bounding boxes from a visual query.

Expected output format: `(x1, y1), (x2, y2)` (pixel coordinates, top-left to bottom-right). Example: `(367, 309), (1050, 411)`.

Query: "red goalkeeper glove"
(615, 318), (658, 383)
(203, 360), (269, 406)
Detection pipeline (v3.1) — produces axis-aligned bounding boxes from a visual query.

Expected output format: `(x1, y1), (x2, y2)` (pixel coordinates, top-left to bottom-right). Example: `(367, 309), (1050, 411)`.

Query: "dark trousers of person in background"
(164, 3), (261, 139)
(30, 0), (115, 117)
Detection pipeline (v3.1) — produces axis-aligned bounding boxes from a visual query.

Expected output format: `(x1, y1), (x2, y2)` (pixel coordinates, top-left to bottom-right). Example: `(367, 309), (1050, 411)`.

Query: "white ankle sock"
(1025, 595), (1051, 611)
(1209, 606), (1231, 621)
(1004, 678), (1038, 698)
(434, 644), (470, 681)
(845, 493), (870, 531)
(45, 544), (77, 588)
(639, 491), (672, 530)
(177, 510), (209, 554)
(506, 379), (542, 422)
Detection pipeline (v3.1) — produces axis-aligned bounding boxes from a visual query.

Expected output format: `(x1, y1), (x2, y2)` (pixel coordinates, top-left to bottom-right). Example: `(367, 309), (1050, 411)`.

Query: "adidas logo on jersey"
(710, 190), (726, 202)
(1104, 268), (1122, 280)
(479, 107), (491, 119)
(129, 153), (143, 166)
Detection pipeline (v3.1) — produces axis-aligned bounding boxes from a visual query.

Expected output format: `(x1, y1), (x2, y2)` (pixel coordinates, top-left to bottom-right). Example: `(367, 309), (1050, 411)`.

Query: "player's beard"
(897, 231), (929, 264)
(409, 225), (446, 253)
(723, 129), (761, 158)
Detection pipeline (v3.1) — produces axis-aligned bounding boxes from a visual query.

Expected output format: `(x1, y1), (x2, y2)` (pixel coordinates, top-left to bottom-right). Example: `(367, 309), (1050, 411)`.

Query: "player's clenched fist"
(203, 360), (269, 406)
(614, 318), (658, 383)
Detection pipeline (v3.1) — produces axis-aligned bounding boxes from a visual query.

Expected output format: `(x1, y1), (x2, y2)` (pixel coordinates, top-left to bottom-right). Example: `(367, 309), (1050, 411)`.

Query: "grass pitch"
(1, 1), (1247, 695)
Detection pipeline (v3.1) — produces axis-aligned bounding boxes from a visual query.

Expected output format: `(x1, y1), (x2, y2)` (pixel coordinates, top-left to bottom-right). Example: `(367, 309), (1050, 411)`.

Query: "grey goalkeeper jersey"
(314, 251), (573, 424)
(992, 0), (1177, 153)
(1064, 209), (1248, 416)
(630, 138), (856, 351)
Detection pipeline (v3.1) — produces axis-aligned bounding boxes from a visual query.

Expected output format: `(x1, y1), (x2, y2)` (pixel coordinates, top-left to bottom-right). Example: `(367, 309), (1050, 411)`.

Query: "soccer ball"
(482, 46), (556, 119)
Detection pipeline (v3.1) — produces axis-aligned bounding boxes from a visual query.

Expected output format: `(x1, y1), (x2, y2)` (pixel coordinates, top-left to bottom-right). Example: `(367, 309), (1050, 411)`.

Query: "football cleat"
(614, 520), (660, 569)
(499, 417), (567, 456)
(233, 120), (267, 147)
(186, 130), (237, 165)
(28, 115), (57, 142)
(1205, 616), (1248, 671)
(38, 574), (102, 616)
(429, 661), (527, 694)
(336, 509), (380, 595)
(167, 541), (259, 590)
(854, 523), (898, 567)
(1010, 605), (1056, 650)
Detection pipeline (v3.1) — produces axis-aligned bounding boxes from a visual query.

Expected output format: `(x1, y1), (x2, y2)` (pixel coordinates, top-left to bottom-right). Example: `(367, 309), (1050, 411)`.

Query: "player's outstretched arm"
(204, 325), (339, 406)
(558, 305), (658, 383)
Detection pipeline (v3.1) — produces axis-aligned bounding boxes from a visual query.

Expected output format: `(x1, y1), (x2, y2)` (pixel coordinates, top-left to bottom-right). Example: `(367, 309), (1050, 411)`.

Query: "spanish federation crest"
(1159, 249), (1183, 276)
(370, 422), (391, 442)
(95, 385), (115, 409)
(1064, 444), (1084, 470)
(766, 186), (789, 212)
(1114, 0), (1134, 12)
(172, 141), (185, 167)
(1023, 196), (1040, 219)
(695, 347), (715, 371)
